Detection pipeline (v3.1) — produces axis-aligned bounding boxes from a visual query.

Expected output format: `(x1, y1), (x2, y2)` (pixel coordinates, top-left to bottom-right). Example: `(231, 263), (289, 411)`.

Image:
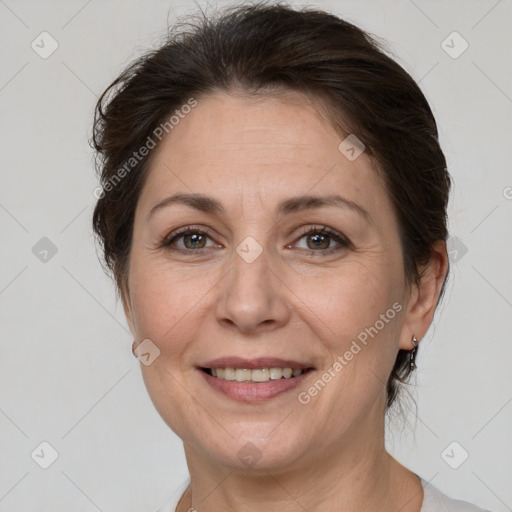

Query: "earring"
(410, 336), (420, 370)
(132, 340), (137, 357)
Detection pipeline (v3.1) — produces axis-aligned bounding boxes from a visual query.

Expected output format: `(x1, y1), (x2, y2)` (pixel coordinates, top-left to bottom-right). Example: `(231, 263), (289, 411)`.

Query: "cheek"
(295, 266), (403, 415)
(127, 260), (214, 438)
(297, 260), (405, 408)
(300, 260), (402, 341)
(128, 255), (209, 336)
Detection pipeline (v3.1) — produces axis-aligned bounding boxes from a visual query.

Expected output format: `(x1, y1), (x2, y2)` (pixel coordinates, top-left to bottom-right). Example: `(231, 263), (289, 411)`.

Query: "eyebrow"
(146, 192), (370, 223)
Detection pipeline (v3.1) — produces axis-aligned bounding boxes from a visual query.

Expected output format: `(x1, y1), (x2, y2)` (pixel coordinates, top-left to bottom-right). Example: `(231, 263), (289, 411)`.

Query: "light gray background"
(1, 0), (511, 511)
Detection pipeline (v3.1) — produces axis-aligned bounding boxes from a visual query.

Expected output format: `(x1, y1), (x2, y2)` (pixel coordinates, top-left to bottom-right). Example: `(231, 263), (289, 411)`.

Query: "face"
(124, 91), (422, 472)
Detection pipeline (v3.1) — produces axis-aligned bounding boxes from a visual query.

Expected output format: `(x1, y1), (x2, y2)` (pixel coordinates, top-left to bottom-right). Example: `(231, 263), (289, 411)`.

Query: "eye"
(161, 226), (220, 251)
(160, 224), (350, 255)
(291, 225), (350, 255)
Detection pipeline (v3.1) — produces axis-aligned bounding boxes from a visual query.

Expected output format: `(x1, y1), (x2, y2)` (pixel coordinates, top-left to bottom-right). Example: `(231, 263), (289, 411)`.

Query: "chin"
(187, 422), (313, 473)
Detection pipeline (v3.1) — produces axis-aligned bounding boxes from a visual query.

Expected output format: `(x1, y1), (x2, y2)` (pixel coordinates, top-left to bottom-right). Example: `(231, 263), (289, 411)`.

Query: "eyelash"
(160, 224), (350, 256)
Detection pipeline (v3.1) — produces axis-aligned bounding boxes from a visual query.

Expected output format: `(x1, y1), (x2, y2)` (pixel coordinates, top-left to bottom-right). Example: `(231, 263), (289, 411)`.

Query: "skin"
(123, 91), (448, 512)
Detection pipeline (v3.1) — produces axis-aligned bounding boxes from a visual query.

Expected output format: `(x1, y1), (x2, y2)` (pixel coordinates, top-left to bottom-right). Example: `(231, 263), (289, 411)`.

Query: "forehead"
(138, 91), (389, 220)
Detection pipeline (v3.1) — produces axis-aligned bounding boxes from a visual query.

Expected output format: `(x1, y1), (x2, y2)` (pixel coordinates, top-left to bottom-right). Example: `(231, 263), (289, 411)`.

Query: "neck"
(177, 407), (423, 512)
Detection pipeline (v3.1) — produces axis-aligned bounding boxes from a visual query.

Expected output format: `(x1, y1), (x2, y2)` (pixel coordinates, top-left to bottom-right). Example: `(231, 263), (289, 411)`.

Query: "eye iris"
(307, 233), (329, 250)
(184, 232), (206, 249)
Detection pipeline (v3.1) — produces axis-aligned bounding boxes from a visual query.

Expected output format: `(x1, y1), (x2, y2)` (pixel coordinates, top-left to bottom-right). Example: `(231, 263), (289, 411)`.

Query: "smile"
(202, 366), (312, 382)
(198, 358), (315, 402)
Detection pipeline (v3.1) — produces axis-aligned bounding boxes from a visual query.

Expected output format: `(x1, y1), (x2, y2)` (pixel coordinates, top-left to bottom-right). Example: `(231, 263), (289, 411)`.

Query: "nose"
(215, 244), (292, 334)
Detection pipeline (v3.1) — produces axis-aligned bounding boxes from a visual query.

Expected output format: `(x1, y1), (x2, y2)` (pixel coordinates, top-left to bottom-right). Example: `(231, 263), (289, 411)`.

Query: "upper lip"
(200, 357), (314, 371)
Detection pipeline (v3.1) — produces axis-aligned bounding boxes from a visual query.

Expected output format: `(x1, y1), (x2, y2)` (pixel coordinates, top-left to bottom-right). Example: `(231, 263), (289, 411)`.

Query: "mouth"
(200, 366), (313, 381)
(197, 357), (315, 402)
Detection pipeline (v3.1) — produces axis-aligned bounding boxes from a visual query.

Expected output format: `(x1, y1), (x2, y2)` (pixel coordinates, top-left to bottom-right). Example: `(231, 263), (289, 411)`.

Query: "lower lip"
(198, 369), (313, 402)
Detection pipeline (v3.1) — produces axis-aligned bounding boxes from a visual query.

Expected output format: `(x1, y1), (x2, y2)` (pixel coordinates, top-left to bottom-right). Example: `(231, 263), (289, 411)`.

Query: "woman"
(91, 3), (492, 511)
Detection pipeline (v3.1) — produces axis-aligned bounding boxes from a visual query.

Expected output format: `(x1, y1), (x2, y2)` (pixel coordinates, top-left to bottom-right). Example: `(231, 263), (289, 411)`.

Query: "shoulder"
(419, 477), (494, 512)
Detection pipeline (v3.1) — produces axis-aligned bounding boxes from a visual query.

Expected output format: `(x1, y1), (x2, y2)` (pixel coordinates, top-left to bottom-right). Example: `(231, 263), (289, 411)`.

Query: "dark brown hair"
(91, 1), (451, 409)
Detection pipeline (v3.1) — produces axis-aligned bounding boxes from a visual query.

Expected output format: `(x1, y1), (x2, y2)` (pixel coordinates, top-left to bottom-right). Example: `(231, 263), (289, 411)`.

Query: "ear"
(398, 240), (449, 350)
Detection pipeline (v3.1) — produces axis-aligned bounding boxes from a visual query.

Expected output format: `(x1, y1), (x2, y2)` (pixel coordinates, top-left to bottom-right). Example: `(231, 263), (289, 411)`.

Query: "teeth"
(282, 368), (293, 379)
(252, 369), (269, 382)
(224, 368), (236, 380)
(269, 367), (283, 380)
(235, 369), (252, 382)
(209, 367), (304, 382)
